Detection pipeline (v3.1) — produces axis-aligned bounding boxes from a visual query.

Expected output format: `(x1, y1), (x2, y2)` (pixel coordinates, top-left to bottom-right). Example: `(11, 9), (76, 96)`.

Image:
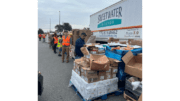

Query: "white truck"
(89, 0), (142, 42)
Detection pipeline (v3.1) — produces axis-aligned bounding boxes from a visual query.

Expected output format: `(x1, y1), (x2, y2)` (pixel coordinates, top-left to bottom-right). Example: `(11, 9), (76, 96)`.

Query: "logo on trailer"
(97, 6), (122, 28)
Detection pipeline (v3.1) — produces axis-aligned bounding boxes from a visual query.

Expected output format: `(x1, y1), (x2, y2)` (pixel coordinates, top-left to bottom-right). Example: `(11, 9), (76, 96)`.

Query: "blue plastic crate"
(106, 46), (142, 56)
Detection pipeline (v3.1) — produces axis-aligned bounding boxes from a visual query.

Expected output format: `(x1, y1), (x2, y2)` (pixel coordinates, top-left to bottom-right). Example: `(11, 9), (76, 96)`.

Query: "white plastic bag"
(131, 81), (141, 91)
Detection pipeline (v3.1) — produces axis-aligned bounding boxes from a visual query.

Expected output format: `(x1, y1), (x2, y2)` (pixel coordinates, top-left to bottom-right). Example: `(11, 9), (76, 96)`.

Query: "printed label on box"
(100, 76), (104, 80)
(113, 69), (118, 73)
(107, 75), (111, 79)
(106, 68), (111, 73)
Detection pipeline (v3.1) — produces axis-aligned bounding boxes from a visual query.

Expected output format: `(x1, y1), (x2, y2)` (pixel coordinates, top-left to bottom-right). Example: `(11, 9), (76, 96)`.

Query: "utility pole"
(50, 18), (51, 33)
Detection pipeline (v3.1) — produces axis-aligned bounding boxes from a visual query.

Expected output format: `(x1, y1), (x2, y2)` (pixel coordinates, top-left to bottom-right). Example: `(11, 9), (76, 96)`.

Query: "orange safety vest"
(39, 34), (41, 38)
(43, 34), (45, 38)
(54, 37), (58, 44)
(62, 35), (71, 46)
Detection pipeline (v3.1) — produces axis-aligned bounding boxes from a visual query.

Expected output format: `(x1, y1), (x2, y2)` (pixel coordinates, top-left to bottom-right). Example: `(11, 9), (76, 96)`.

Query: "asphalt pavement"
(38, 40), (126, 101)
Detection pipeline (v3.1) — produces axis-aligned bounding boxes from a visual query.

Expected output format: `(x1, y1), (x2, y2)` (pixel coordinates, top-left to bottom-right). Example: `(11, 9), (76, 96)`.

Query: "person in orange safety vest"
(39, 34), (42, 41)
(42, 34), (46, 42)
(53, 33), (58, 54)
(62, 30), (72, 63)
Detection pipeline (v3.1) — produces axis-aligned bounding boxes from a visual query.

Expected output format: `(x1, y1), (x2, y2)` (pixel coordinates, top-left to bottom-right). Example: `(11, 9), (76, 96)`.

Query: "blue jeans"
(59, 48), (62, 52)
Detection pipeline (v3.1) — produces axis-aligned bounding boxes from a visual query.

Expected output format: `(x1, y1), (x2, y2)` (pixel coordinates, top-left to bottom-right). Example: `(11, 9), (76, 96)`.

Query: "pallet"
(123, 92), (137, 101)
(69, 81), (124, 101)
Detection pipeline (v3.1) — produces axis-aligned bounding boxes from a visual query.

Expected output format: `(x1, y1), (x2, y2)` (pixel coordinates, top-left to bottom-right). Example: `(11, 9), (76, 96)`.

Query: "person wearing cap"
(75, 33), (87, 59)
(61, 30), (72, 63)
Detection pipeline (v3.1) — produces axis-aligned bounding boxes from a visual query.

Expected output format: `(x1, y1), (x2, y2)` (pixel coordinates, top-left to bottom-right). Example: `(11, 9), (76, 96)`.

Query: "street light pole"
(50, 18), (51, 33)
(59, 11), (60, 25)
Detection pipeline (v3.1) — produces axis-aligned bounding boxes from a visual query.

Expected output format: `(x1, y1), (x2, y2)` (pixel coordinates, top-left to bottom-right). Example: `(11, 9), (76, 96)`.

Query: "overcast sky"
(38, 0), (120, 32)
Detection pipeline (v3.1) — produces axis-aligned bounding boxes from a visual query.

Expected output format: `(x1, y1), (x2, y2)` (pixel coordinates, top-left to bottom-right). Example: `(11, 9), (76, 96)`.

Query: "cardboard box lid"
(122, 51), (134, 64)
(74, 58), (83, 63)
(86, 35), (96, 44)
(80, 47), (89, 55)
(81, 66), (90, 70)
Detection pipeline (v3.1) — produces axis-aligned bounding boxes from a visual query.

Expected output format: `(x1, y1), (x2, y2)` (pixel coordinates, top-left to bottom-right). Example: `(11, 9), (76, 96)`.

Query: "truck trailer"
(90, 0), (142, 42)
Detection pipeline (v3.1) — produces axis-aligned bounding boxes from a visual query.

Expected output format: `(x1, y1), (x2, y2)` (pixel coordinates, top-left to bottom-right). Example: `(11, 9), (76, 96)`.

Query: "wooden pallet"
(123, 92), (137, 101)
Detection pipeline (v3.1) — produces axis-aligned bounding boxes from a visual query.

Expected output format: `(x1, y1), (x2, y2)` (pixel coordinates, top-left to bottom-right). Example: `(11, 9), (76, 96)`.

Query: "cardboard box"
(108, 37), (114, 41)
(73, 58), (82, 70)
(81, 67), (97, 76)
(98, 71), (106, 81)
(130, 40), (142, 47)
(84, 75), (99, 83)
(108, 58), (121, 67)
(119, 41), (127, 44)
(111, 67), (118, 74)
(111, 74), (116, 78)
(90, 54), (110, 71)
(105, 73), (112, 79)
(113, 39), (119, 42)
(74, 58), (84, 76)
(80, 47), (89, 55)
(85, 35), (92, 43)
(83, 56), (90, 64)
(122, 51), (142, 78)
(79, 60), (90, 67)
(86, 43), (100, 48)
(73, 35), (80, 46)
(106, 66), (112, 73)
(86, 35), (96, 44)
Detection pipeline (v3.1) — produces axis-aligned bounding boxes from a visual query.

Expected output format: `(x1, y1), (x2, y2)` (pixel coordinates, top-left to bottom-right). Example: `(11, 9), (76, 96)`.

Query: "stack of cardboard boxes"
(73, 49), (121, 83)
(128, 39), (142, 46)
(107, 37), (120, 43)
(122, 51), (142, 101)
(72, 29), (93, 46)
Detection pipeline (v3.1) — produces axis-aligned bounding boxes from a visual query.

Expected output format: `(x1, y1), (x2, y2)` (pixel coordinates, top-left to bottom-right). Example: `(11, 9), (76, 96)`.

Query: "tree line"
(38, 23), (72, 34)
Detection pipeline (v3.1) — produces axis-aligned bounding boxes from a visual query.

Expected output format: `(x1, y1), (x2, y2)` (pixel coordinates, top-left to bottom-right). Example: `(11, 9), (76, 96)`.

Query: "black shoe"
(54, 52), (57, 54)
(58, 54), (62, 56)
